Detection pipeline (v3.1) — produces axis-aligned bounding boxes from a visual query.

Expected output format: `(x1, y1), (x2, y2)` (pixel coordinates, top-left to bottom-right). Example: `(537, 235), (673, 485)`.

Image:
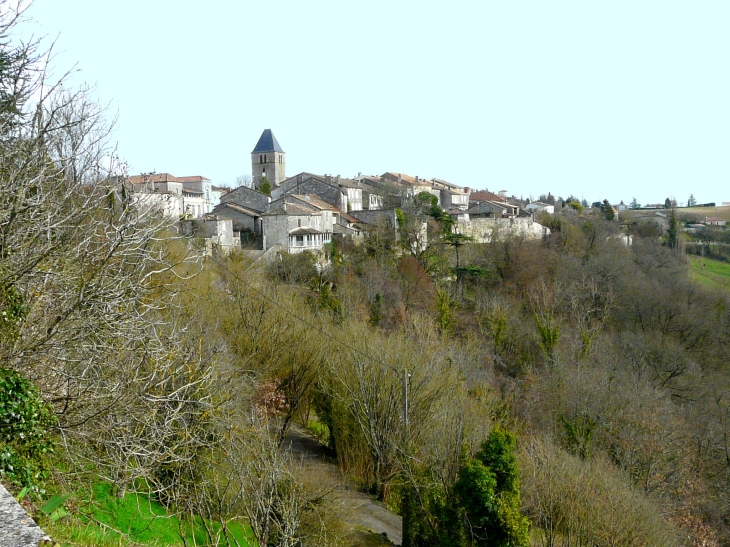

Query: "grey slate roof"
(252, 129), (284, 153)
(289, 227), (323, 235)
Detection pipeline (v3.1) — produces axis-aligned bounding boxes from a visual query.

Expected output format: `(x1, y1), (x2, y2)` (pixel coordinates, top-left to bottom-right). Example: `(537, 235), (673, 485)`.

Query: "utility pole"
(401, 368), (413, 547)
(402, 368), (409, 433)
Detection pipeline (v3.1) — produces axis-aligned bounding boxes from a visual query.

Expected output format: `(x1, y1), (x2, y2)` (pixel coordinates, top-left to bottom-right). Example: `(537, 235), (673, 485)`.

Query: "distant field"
(689, 256), (730, 291)
(682, 205), (730, 220)
(622, 205), (730, 221)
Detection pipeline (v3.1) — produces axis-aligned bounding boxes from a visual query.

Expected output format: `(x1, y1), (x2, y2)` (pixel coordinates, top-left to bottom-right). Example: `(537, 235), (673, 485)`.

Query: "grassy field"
(621, 205), (730, 221)
(46, 483), (253, 547)
(682, 205), (730, 221)
(689, 256), (730, 292)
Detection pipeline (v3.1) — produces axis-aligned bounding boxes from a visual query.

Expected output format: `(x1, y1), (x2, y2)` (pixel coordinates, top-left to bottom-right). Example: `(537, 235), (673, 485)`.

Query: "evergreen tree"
(667, 207), (679, 251)
(629, 197), (640, 209)
(454, 428), (530, 547)
(688, 194), (697, 207)
(258, 176), (271, 196)
(600, 199), (615, 221)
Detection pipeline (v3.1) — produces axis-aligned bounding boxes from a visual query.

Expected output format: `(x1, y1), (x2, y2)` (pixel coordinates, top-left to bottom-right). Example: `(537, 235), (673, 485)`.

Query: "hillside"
(689, 255), (730, 292)
(2, 7), (730, 547)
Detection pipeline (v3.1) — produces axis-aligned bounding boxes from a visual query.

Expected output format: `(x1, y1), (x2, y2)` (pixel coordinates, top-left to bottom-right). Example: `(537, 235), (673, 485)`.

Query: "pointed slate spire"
(252, 129), (284, 153)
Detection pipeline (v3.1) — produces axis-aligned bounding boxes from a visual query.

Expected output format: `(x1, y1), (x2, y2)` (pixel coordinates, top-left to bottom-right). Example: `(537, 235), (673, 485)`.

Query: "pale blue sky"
(24, 0), (730, 205)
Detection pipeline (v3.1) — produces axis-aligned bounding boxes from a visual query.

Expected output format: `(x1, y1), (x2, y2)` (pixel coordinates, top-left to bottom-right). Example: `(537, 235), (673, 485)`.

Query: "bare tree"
(236, 174), (253, 188)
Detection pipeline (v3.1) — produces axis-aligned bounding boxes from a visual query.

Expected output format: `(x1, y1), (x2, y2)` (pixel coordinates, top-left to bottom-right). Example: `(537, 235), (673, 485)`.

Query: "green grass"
(689, 256), (730, 292)
(305, 418), (331, 446)
(47, 483), (254, 547)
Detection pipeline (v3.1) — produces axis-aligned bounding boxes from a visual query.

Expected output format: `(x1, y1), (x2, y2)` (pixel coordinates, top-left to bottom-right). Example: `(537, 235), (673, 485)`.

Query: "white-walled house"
(127, 173), (220, 219)
(525, 201), (555, 214)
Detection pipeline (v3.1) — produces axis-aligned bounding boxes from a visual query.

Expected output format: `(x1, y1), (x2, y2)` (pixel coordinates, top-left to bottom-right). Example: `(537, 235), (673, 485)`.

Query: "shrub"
(0, 367), (56, 489)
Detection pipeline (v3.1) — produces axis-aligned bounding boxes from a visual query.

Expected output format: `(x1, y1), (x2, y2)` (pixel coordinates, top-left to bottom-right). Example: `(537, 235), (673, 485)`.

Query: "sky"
(19, 0), (730, 206)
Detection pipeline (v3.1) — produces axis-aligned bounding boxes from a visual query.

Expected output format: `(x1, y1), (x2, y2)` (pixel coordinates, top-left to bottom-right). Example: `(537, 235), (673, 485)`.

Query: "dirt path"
(282, 425), (402, 546)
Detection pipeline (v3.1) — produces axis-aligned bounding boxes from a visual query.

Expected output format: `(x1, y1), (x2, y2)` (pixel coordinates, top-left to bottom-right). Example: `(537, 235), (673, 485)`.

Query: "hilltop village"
(126, 129), (549, 255)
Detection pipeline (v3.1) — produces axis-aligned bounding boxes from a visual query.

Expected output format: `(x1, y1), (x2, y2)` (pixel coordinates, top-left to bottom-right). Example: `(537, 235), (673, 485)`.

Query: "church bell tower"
(251, 129), (285, 189)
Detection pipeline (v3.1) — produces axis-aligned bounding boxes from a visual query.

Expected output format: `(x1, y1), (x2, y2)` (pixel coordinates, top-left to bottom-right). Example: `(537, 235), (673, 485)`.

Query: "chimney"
(325, 174), (332, 184)
(297, 173), (303, 183)
(398, 174), (402, 183)
(416, 176), (419, 184)
(358, 172), (361, 177)
(336, 175), (340, 183)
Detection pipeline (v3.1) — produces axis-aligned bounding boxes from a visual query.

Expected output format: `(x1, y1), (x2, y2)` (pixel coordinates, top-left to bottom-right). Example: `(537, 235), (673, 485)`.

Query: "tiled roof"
(470, 190), (504, 202)
(214, 202), (260, 217)
(264, 203), (322, 216)
(128, 173), (180, 184)
(291, 194), (335, 211)
(279, 172), (324, 186)
(466, 201), (507, 215)
(177, 176), (211, 182)
(381, 172), (431, 186)
(252, 129), (284, 153)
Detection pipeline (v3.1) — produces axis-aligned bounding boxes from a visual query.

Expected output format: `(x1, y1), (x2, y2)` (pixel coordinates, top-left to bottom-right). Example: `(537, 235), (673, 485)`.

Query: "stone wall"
(0, 485), (52, 546)
(251, 152), (285, 186)
(456, 217), (549, 243)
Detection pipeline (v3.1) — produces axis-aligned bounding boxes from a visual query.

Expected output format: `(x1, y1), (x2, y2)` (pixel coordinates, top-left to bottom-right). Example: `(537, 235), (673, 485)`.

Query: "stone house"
(469, 189), (505, 205)
(261, 197), (334, 254)
(706, 217), (727, 226)
(525, 201), (555, 214)
(349, 209), (399, 239)
(432, 178), (470, 210)
(381, 172), (433, 198)
(179, 216), (237, 255)
(127, 173), (217, 219)
(212, 202), (262, 236)
(272, 173), (348, 211)
(337, 178), (364, 211)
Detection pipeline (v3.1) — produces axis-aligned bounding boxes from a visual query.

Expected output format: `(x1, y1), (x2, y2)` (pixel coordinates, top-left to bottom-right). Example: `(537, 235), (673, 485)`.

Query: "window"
(294, 235), (304, 246)
(260, 155), (263, 164)
(264, 154), (267, 163)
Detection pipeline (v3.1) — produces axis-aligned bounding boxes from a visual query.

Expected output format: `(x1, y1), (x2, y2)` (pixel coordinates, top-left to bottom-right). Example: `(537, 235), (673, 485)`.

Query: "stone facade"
(349, 209), (398, 238)
(455, 217), (549, 243)
(212, 202), (261, 234)
(252, 151), (285, 187)
(179, 217), (237, 254)
(262, 201), (334, 254)
(272, 174), (347, 211)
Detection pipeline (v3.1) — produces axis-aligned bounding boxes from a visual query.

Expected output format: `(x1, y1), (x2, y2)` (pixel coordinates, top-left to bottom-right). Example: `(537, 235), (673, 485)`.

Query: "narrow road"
(283, 425), (402, 546)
